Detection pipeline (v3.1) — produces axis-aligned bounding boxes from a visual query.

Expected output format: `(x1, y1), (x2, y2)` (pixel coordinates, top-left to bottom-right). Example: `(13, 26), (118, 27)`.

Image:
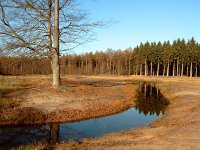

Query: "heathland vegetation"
(1, 37), (200, 77)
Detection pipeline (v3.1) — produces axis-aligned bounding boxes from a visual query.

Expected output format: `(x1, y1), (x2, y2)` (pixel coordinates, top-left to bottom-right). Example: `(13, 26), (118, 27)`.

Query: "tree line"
(1, 37), (200, 77)
(0, 0), (102, 87)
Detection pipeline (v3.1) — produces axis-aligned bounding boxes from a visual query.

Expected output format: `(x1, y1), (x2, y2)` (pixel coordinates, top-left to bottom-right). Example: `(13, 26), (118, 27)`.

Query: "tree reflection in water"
(135, 82), (170, 116)
(0, 123), (60, 149)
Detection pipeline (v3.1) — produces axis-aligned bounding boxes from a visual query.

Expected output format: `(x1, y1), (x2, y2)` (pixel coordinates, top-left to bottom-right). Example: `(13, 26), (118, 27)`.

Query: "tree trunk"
(173, 62), (175, 77)
(95, 61), (97, 75)
(117, 61), (120, 75)
(157, 88), (159, 96)
(12, 66), (15, 75)
(177, 57), (179, 76)
(167, 61), (169, 77)
(140, 64), (142, 76)
(145, 58), (147, 76)
(195, 62), (198, 77)
(157, 62), (159, 76)
(190, 61), (193, 78)
(150, 60), (153, 76)
(109, 57), (112, 75)
(163, 65), (166, 76)
(20, 61), (23, 75)
(135, 65), (138, 75)
(112, 61), (115, 75)
(186, 64), (189, 77)
(181, 62), (184, 77)
(81, 60), (84, 73)
(51, 52), (60, 86)
(128, 57), (131, 76)
(50, 124), (59, 145)
(52, 0), (61, 87)
(150, 84), (152, 96)
(106, 57), (109, 74)
(125, 56), (127, 74)
(78, 61), (81, 73)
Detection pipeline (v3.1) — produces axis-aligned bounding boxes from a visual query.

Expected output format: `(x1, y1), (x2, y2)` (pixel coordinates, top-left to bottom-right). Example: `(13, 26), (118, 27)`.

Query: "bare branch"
(59, 0), (69, 10)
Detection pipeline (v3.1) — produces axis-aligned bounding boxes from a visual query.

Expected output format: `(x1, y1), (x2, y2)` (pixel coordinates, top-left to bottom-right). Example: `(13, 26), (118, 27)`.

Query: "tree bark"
(140, 64), (142, 76)
(125, 56), (127, 73)
(195, 62), (198, 77)
(177, 57), (179, 76)
(186, 64), (189, 77)
(95, 61), (98, 75)
(50, 124), (59, 145)
(112, 61), (115, 75)
(135, 65), (138, 75)
(109, 56), (112, 75)
(157, 62), (159, 76)
(173, 62), (175, 77)
(78, 61), (81, 73)
(181, 62), (184, 77)
(163, 65), (166, 76)
(167, 61), (169, 77)
(150, 84), (152, 96)
(12, 66), (15, 75)
(145, 58), (147, 76)
(190, 61), (193, 78)
(20, 61), (23, 75)
(150, 60), (153, 76)
(106, 57), (109, 74)
(52, 0), (61, 87)
(128, 56), (131, 76)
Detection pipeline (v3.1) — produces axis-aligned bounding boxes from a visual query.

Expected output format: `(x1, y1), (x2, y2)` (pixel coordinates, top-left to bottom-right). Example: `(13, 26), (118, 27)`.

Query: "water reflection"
(0, 82), (170, 149)
(135, 83), (170, 116)
(0, 124), (61, 149)
(0, 125), (49, 149)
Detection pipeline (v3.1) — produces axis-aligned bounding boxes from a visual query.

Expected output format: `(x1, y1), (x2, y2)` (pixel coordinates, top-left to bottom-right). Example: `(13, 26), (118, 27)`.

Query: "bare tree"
(0, 0), (102, 87)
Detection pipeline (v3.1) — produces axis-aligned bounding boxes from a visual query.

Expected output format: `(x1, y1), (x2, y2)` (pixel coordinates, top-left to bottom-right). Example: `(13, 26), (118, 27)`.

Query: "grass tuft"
(0, 98), (11, 108)
(11, 142), (47, 150)
(0, 77), (27, 90)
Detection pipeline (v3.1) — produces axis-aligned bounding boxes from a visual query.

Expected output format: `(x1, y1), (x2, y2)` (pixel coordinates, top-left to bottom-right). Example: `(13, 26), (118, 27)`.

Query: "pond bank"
(56, 76), (200, 150)
(2, 75), (200, 149)
(0, 76), (136, 126)
(1, 81), (169, 149)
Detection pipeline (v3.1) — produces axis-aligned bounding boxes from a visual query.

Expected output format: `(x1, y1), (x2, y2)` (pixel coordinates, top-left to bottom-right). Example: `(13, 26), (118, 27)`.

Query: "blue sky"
(72, 0), (200, 54)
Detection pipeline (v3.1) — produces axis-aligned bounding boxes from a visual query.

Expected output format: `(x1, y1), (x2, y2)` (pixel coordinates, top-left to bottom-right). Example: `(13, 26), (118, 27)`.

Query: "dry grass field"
(0, 75), (136, 125)
(57, 75), (200, 150)
(1, 75), (200, 149)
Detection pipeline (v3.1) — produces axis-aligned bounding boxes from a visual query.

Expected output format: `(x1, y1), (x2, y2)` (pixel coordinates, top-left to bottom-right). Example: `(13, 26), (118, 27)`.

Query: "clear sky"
(72, 0), (200, 54)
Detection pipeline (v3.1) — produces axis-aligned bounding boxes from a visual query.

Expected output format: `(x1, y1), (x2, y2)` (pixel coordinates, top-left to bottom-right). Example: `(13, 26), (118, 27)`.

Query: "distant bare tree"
(0, 0), (103, 87)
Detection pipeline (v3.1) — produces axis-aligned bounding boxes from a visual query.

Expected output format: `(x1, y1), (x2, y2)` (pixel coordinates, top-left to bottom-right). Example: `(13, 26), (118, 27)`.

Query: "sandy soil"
(56, 76), (200, 150)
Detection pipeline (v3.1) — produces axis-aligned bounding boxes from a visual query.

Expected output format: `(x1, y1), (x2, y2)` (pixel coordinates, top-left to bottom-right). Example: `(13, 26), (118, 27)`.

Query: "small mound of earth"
(19, 81), (133, 114)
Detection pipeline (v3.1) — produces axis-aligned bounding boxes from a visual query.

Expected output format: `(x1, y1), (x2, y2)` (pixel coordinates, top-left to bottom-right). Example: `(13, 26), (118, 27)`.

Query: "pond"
(0, 83), (169, 149)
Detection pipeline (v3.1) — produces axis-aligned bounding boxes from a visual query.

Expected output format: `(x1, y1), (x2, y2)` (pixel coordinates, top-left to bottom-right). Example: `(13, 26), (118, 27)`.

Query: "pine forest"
(1, 37), (200, 77)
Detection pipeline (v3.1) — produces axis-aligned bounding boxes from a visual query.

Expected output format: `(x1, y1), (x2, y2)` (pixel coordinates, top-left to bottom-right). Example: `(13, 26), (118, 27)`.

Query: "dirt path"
(56, 77), (200, 150)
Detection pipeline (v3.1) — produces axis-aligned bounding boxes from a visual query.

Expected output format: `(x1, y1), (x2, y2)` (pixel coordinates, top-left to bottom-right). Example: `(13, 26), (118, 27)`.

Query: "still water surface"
(0, 83), (169, 149)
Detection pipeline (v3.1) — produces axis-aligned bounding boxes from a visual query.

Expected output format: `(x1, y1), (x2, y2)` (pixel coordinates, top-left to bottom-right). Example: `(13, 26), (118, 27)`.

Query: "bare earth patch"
(20, 85), (129, 113)
(0, 75), (135, 125)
